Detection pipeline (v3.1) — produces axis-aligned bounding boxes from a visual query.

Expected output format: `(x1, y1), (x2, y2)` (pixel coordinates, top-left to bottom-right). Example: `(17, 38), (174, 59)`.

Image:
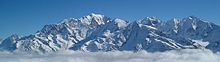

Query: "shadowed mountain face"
(1, 13), (220, 54)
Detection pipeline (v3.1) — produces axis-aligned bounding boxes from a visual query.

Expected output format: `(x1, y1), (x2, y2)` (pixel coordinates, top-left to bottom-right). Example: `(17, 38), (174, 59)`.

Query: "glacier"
(1, 13), (220, 54)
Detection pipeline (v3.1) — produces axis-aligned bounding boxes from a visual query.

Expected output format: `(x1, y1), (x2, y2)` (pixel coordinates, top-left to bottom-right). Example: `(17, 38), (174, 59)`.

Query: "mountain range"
(1, 13), (220, 54)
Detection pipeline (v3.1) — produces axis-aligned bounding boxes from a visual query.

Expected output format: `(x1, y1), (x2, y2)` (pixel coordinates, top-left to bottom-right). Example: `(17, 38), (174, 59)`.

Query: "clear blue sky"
(0, 0), (220, 39)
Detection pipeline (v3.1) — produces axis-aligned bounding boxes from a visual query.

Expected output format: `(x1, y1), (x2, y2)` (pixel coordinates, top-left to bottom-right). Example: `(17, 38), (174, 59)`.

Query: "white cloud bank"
(0, 49), (220, 62)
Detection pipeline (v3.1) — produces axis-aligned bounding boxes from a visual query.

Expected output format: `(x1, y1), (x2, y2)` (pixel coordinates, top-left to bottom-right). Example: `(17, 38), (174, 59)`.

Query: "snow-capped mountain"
(1, 13), (220, 54)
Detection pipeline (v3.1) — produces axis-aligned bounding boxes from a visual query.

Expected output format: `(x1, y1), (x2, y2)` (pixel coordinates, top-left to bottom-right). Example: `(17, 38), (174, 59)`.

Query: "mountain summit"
(1, 13), (220, 54)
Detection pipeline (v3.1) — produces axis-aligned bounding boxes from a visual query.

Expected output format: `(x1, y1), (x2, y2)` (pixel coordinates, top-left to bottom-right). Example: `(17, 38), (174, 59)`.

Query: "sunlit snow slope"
(1, 13), (220, 54)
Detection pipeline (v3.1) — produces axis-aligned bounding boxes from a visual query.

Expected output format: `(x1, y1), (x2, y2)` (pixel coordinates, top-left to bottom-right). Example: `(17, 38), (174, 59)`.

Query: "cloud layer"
(0, 49), (219, 62)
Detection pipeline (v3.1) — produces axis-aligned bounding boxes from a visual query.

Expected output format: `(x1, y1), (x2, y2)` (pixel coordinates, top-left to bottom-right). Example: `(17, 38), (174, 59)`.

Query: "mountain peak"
(187, 16), (198, 20)
(114, 18), (128, 29)
(184, 16), (201, 23)
(1, 14), (220, 54)
(79, 13), (110, 25)
(88, 13), (105, 19)
(146, 16), (158, 20)
(140, 16), (161, 26)
(8, 34), (20, 40)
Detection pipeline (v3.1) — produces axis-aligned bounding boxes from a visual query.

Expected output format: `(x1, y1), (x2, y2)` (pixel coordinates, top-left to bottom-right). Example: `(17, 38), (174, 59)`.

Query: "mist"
(0, 49), (219, 62)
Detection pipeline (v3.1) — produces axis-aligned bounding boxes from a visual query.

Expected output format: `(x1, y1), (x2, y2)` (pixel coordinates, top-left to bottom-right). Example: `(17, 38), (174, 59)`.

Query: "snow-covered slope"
(1, 13), (220, 54)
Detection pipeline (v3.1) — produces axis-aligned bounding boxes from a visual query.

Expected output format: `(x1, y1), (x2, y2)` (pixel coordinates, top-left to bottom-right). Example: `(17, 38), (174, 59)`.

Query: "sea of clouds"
(0, 49), (219, 62)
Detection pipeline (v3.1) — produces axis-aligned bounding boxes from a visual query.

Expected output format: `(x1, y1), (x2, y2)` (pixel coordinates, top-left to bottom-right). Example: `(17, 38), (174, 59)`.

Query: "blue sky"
(0, 0), (220, 39)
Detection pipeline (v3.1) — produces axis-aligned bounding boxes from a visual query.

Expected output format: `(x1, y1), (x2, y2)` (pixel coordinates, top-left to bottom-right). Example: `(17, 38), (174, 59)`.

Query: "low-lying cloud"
(0, 49), (219, 62)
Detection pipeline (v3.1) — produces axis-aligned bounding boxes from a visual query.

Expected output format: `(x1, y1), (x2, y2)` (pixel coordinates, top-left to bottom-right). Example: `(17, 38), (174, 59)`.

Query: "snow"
(103, 30), (114, 38)
(138, 24), (157, 30)
(173, 18), (180, 29)
(80, 16), (92, 25)
(79, 13), (106, 25)
(114, 18), (127, 29)
(146, 17), (157, 21)
(189, 16), (193, 20)
(90, 13), (106, 25)
(192, 21), (197, 30)
(141, 16), (160, 26)
(91, 13), (104, 18)
(1, 13), (220, 54)
(192, 40), (209, 47)
(145, 25), (157, 30)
